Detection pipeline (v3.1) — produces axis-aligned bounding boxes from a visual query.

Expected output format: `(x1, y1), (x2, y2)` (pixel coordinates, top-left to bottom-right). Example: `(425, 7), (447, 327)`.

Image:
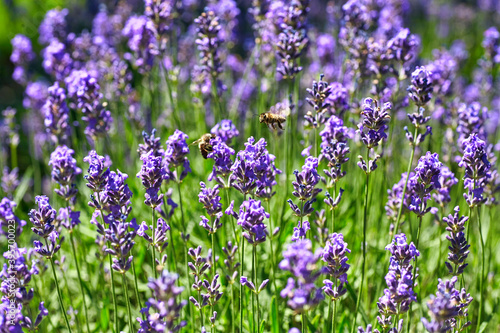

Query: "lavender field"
(0, 0), (499, 332)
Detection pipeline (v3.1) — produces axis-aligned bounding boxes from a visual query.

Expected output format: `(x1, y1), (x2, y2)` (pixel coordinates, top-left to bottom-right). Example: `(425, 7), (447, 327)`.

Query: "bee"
(191, 133), (216, 159)
(259, 98), (291, 130)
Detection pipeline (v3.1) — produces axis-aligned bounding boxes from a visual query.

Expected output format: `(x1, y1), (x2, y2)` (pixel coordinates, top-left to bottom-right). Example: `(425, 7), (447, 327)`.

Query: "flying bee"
(259, 99), (291, 130)
(191, 133), (216, 159)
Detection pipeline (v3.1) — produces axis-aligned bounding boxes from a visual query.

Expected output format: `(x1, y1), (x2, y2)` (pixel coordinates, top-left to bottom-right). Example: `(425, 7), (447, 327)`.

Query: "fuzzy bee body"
(191, 133), (216, 159)
(259, 112), (287, 130)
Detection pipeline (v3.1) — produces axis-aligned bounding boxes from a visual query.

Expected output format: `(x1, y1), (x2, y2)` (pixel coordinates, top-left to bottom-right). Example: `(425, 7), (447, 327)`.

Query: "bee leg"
(271, 123), (276, 130)
(278, 122), (284, 130)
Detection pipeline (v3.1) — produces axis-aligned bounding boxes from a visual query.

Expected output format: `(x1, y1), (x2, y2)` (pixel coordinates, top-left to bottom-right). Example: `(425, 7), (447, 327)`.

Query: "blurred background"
(1, 0), (500, 161)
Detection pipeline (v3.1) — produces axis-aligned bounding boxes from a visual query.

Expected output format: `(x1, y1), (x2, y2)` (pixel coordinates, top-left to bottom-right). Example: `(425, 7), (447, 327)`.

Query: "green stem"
(47, 247), (72, 333)
(69, 233), (91, 333)
(394, 125), (419, 235)
(131, 259), (145, 320)
(231, 282), (235, 333)
(351, 167), (370, 333)
(96, 191), (118, 333)
(407, 215), (423, 333)
(333, 299), (337, 333)
(240, 240), (245, 333)
(10, 142), (17, 170)
(267, 200), (280, 329)
(211, 231), (216, 276)
(152, 208), (158, 279)
(302, 312), (307, 333)
(252, 244), (256, 333)
(122, 274), (134, 331)
(109, 253), (118, 333)
(161, 62), (181, 128)
(476, 207), (485, 332)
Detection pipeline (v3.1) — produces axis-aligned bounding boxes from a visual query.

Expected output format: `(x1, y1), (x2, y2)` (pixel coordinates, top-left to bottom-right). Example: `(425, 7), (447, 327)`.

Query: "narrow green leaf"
(12, 167), (32, 209)
(271, 296), (279, 333)
(478, 322), (487, 333)
(260, 319), (266, 333)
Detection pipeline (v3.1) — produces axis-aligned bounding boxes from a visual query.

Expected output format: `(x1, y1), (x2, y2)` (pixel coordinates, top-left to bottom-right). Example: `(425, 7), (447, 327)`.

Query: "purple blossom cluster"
(10, 35), (34, 85)
(459, 134), (491, 207)
(165, 130), (191, 182)
(322, 233), (350, 301)
(0, 197), (26, 236)
(376, 234), (419, 330)
(407, 66), (433, 107)
(443, 207), (470, 276)
(42, 82), (70, 144)
(207, 136), (235, 185)
(49, 145), (81, 204)
(229, 137), (280, 198)
(358, 98), (391, 150)
(421, 277), (472, 332)
(234, 198), (269, 245)
(288, 157), (322, 234)
(320, 115), (351, 186)
(279, 239), (324, 313)
(65, 70), (112, 140)
(211, 119), (239, 144)
(138, 270), (187, 332)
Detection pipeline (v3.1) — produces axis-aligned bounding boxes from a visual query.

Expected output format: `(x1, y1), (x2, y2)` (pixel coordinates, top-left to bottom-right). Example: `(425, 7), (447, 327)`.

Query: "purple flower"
(377, 233), (418, 330)
(49, 145), (81, 203)
(407, 66), (433, 107)
(105, 170), (133, 223)
(432, 166), (458, 207)
(279, 239), (324, 313)
(10, 34), (34, 85)
(57, 207), (81, 230)
(138, 129), (164, 157)
(137, 217), (170, 254)
(386, 28), (420, 66)
(358, 98), (391, 149)
(211, 119), (239, 144)
(28, 196), (56, 239)
(38, 8), (68, 44)
(456, 102), (488, 147)
(43, 82), (70, 144)
(292, 157), (322, 201)
(482, 27), (500, 63)
(305, 74), (332, 126)
(122, 15), (159, 72)
(137, 151), (167, 208)
(165, 130), (191, 182)
(322, 233), (350, 301)
(65, 70), (112, 140)
(275, 0), (310, 80)
(1, 167), (19, 198)
(84, 150), (110, 193)
(42, 39), (72, 81)
(406, 152), (443, 217)
(195, 9), (223, 80)
(207, 136), (235, 186)
(145, 0), (175, 37)
(458, 134), (491, 207)
(138, 271), (187, 333)
(237, 198), (269, 245)
(199, 182), (222, 216)
(0, 198), (26, 237)
(23, 81), (49, 111)
(230, 137), (280, 197)
(443, 207), (470, 276)
(10, 35), (34, 66)
(386, 173), (408, 222)
(326, 82), (349, 117)
(421, 277), (472, 332)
